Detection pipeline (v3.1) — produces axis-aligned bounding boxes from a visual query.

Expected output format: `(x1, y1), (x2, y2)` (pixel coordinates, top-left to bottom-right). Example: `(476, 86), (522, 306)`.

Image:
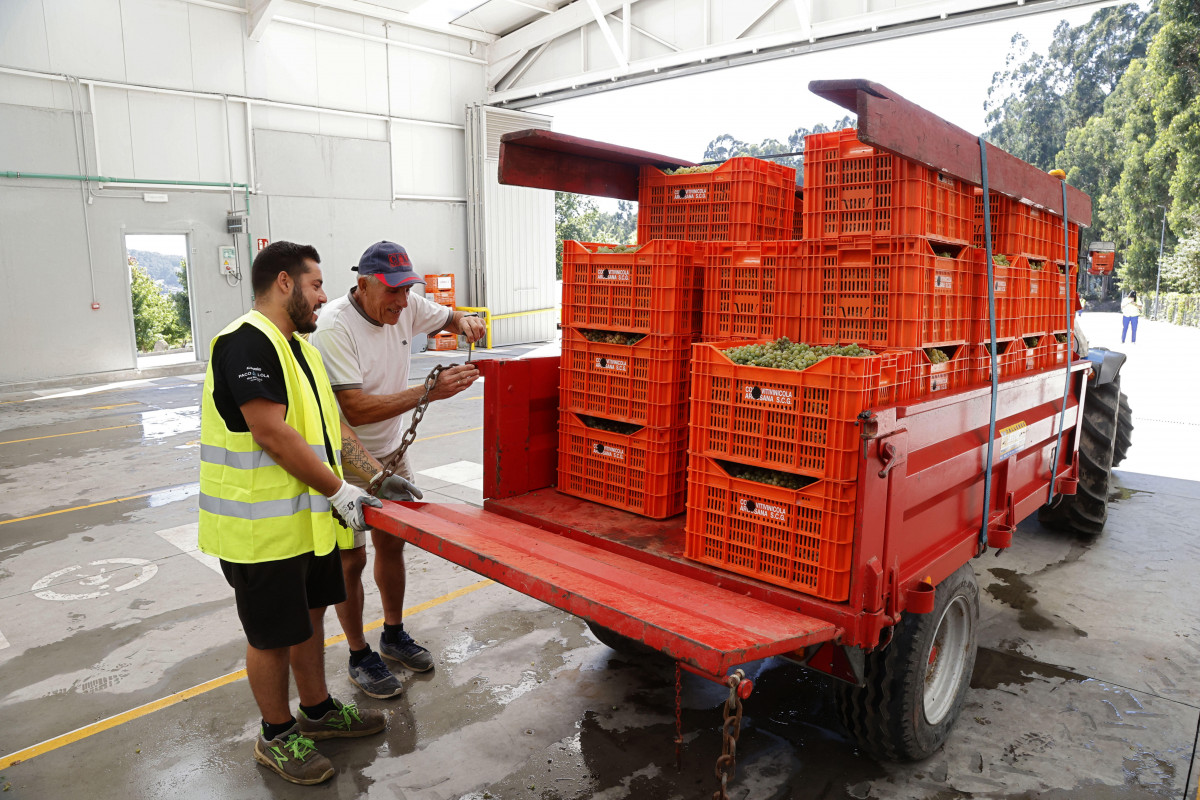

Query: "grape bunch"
(725, 461), (813, 490)
(578, 414), (641, 435)
(992, 254), (1011, 267)
(581, 330), (645, 345)
(925, 347), (950, 364)
(724, 337), (872, 371)
(594, 244), (640, 254)
(664, 164), (719, 175)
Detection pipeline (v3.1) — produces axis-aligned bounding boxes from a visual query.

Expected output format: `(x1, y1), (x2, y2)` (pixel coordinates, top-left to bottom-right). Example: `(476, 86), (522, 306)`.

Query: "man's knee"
(341, 545), (368, 577)
(372, 529), (406, 559)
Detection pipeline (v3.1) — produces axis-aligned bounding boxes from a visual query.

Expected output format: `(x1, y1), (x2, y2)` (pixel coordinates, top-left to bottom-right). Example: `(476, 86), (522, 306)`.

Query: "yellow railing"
(455, 306), (558, 350)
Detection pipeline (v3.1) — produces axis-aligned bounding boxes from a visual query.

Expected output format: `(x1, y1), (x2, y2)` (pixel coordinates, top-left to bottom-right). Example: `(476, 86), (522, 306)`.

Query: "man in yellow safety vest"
(198, 241), (414, 785)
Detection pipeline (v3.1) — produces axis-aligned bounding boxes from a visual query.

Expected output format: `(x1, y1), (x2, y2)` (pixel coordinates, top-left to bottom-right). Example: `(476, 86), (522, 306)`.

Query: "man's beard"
(287, 284), (317, 333)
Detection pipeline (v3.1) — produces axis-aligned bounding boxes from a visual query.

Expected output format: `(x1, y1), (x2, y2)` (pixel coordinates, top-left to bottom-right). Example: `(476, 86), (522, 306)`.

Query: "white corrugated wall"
(465, 104), (557, 347)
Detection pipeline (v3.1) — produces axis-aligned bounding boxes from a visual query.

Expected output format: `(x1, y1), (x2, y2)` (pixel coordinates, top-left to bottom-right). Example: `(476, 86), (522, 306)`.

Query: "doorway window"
(125, 234), (196, 369)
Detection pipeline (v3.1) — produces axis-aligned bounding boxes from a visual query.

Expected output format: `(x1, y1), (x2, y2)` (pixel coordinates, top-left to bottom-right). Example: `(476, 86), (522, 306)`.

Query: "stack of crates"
(556, 241), (703, 519)
(798, 128), (979, 399)
(424, 274), (458, 351)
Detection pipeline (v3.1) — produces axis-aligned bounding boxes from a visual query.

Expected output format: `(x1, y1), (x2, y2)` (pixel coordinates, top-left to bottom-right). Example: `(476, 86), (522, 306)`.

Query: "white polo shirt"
(310, 287), (453, 457)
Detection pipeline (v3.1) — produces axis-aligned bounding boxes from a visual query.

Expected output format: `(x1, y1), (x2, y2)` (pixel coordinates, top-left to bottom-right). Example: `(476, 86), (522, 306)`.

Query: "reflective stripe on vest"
(199, 491), (332, 520)
(200, 443), (342, 470)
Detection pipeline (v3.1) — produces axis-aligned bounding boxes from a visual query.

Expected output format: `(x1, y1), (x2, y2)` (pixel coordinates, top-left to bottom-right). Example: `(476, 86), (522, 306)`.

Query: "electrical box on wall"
(226, 213), (246, 234)
(219, 246), (237, 276)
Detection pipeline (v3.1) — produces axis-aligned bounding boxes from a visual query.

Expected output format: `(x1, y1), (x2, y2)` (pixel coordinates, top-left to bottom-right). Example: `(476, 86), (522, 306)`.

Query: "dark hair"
(251, 241), (320, 295)
(1129, 291), (1138, 300)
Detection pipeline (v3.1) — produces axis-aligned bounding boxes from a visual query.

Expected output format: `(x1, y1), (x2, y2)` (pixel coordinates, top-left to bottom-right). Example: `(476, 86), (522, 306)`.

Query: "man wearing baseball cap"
(310, 241), (485, 698)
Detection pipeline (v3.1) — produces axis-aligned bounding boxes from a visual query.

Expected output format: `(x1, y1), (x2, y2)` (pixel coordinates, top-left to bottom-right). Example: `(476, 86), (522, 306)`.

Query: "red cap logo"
(388, 251), (411, 268)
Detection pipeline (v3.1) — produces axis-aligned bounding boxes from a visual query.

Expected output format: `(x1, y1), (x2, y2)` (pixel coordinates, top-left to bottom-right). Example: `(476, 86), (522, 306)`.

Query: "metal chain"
(713, 670), (746, 800)
(368, 364), (445, 496)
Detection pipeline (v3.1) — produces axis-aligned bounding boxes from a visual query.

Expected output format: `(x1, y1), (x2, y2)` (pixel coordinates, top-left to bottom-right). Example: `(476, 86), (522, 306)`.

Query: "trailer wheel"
(1112, 390), (1133, 467)
(1037, 377), (1121, 535)
(585, 621), (660, 658)
(835, 563), (979, 761)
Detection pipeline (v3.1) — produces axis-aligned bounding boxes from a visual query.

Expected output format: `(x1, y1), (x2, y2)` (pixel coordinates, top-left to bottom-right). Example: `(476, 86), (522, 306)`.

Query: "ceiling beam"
(489, 0), (633, 65)
(247, 0), (285, 40)
(585, 0), (628, 68)
(292, 0), (497, 43)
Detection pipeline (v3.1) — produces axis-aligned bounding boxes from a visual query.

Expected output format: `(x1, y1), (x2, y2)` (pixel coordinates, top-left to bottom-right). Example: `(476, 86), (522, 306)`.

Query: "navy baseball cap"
(352, 241), (424, 288)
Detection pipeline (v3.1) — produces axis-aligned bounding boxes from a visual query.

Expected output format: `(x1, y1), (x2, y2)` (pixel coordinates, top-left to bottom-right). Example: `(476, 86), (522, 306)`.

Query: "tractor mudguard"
(1085, 347), (1127, 386)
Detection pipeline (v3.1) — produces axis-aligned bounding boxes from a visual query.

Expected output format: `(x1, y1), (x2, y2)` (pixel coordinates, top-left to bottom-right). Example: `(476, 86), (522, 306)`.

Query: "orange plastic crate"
(428, 332), (458, 351)
(684, 455), (857, 600)
(560, 328), (692, 429)
(1045, 263), (1080, 334)
(910, 344), (973, 397)
(970, 254), (1033, 341)
(689, 341), (911, 480)
(973, 191), (1080, 264)
(803, 129), (975, 244)
(637, 158), (796, 243)
(701, 241), (805, 342)
(1034, 333), (1071, 369)
(969, 339), (1029, 384)
(561, 241), (703, 335)
(792, 190), (804, 240)
(429, 290), (456, 307)
(798, 237), (975, 349)
(557, 411), (687, 519)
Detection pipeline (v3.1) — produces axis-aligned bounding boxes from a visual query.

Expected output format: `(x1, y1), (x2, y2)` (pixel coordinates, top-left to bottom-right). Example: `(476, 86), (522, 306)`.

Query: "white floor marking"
(418, 460), (484, 491)
(155, 522), (222, 575)
(32, 558), (159, 601)
(0, 629), (9, 650)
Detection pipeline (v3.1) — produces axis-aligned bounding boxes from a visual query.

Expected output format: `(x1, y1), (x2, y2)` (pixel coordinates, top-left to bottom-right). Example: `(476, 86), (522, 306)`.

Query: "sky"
(535, 4), (1109, 164)
(125, 234), (188, 256)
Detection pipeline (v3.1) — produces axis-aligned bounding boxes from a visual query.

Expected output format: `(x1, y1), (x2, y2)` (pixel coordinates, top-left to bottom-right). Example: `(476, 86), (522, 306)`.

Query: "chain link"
(712, 670), (745, 800)
(368, 364), (445, 496)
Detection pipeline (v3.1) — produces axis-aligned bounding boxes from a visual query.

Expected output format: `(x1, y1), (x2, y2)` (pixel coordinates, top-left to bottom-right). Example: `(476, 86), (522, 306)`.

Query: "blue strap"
(1048, 181), (1074, 503)
(978, 136), (999, 551)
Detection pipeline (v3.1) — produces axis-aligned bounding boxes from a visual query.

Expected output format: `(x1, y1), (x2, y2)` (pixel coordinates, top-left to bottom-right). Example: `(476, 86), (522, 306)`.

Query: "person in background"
(199, 241), (391, 785)
(310, 241), (486, 699)
(1121, 290), (1143, 344)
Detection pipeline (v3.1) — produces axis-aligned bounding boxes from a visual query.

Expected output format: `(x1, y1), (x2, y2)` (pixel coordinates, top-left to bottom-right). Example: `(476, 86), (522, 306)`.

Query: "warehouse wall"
(0, 0), (486, 384)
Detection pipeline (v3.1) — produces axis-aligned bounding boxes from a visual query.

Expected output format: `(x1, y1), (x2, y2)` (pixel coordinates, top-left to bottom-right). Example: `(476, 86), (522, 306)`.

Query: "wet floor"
(1, 318), (1198, 799)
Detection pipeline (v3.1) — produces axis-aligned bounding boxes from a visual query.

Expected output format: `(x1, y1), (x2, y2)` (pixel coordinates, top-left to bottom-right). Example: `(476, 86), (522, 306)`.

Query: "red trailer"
(365, 81), (1131, 776)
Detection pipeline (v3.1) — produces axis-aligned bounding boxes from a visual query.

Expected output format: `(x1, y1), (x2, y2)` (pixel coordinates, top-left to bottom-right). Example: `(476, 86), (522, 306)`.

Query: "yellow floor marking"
(0, 423), (139, 446)
(90, 402), (141, 410)
(0, 492), (155, 527)
(0, 579), (494, 771)
(415, 426), (482, 441)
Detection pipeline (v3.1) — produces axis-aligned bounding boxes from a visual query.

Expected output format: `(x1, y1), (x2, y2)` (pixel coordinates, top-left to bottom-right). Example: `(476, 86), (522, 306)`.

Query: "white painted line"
(31, 379), (158, 401)
(0, 629), (9, 650)
(419, 460), (484, 491)
(156, 523), (223, 576)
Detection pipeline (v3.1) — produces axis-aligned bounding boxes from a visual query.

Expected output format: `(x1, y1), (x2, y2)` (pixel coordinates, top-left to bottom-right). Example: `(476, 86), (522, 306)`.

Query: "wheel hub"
(923, 596), (971, 725)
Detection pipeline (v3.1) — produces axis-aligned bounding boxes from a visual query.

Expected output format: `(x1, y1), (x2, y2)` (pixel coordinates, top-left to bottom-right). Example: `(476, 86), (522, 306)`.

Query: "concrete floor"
(0, 314), (1197, 800)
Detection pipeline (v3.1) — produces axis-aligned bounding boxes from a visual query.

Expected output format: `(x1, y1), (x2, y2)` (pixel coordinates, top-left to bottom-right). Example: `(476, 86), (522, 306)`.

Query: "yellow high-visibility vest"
(198, 310), (351, 563)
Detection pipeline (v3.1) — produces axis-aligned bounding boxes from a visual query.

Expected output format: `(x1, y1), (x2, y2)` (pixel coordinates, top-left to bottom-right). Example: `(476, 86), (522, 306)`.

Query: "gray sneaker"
(298, 697), (387, 741)
(379, 627), (434, 673)
(348, 651), (404, 699)
(253, 724), (335, 785)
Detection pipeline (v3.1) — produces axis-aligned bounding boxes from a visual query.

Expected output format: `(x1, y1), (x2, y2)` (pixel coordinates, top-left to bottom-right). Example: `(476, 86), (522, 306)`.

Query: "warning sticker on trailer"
(998, 421), (1028, 459)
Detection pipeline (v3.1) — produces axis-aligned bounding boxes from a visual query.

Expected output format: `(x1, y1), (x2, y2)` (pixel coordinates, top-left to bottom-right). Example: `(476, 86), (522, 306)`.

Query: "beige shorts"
(345, 446), (415, 549)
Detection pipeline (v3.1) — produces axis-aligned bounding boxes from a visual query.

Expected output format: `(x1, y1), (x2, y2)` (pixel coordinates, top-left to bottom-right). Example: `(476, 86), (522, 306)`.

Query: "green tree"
(130, 261), (187, 351)
(703, 117), (855, 170)
(555, 192), (638, 278)
(1160, 215), (1200, 291)
(172, 258), (192, 342)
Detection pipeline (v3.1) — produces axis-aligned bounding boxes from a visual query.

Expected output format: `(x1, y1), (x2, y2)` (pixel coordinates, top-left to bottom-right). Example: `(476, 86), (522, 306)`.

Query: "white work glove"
(373, 473), (424, 502)
(329, 480), (382, 531)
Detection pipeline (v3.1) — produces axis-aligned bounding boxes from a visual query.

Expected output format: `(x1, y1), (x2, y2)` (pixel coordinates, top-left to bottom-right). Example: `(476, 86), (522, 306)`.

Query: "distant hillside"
(128, 249), (185, 293)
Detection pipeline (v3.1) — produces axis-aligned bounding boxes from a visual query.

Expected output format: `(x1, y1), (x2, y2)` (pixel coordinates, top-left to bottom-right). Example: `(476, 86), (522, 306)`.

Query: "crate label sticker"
(998, 421), (1028, 459)
(436, 276), (453, 290)
(994, 279), (1008, 294)
(674, 187), (708, 201)
(931, 375), (949, 392)
(934, 271), (954, 290)
(597, 267), (631, 282)
(937, 174), (956, 187)
(593, 442), (625, 461)
(594, 356), (628, 373)
(743, 385), (793, 407)
(1029, 281), (1039, 295)
(739, 498), (788, 523)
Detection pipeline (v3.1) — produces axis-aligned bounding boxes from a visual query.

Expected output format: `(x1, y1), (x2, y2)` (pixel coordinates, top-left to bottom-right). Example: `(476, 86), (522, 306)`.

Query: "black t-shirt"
(212, 323), (336, 465)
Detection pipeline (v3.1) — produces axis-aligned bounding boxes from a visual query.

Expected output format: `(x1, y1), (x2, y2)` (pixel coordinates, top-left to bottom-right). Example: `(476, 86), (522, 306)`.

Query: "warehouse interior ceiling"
(243, 0), (1120, 109)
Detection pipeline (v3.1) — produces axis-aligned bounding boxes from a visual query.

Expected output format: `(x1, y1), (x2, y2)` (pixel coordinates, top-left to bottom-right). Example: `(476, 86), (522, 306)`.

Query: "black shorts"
(221, 549), (346, 650)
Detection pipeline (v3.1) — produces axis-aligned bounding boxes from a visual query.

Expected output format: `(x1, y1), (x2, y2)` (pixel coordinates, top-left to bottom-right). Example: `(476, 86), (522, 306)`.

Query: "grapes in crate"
(721, 460), (815, 490)
(724, 337), (873, 371)
(579, 330), (647, 345)
(578, 414), (642, 435)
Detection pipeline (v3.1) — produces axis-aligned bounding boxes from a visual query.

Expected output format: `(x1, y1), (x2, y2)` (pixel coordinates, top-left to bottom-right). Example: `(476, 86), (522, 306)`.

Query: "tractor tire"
(1037, 377), (1121, 535)
(1112, 390), (1133, 467)
(585, 621), (662, 659)
(835, 563), (979, 762)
